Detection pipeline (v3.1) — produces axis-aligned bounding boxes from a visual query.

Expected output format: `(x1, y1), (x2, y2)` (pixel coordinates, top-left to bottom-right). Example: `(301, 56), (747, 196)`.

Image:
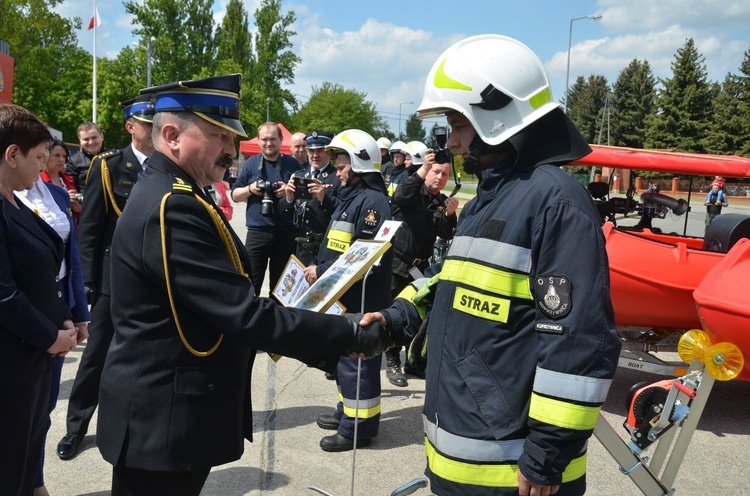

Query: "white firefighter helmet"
(376, 137), (392, 150)
(417, 34), (560, 146)
(325, 129), (381, 174)
(389, 140), (406, 155)
(403, 141), (428, 165)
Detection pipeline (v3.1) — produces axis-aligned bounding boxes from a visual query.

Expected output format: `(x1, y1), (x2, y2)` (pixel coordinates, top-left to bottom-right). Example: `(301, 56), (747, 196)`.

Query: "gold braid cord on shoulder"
(159, 180), (249, 357)
(100, 158), (121, 216)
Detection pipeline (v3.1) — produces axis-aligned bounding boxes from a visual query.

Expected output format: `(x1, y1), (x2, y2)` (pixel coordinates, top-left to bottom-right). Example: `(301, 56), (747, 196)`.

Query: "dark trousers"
(112, 465), (210, 496)
(245, 228), (296, 296)
(334, 354), (383, 440)
(2, 354), (50, 495)
(66, 294), (114, 435)
(36, 354), (64, 488)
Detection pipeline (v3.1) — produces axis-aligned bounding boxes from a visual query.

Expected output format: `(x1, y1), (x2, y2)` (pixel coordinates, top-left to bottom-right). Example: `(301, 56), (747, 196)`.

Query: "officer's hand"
(84, 285), (98, 306)
(360, 312), (386, 327)
(344, 313), (394, 359)
(285, 178), (296, 202)
(518, 470), (559, 496)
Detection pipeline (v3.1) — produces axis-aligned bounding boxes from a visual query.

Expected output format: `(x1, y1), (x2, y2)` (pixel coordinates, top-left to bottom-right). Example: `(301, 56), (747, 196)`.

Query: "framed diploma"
(292, 239), (391, 313)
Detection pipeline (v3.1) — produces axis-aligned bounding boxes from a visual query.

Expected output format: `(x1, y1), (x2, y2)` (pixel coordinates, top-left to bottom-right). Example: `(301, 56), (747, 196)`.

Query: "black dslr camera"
(257, 179), (282, 216)
(433, 125), (452, 164)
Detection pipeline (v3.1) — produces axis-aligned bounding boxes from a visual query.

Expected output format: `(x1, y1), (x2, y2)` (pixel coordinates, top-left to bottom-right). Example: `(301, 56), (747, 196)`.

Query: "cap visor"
(194, 111), (247, 137)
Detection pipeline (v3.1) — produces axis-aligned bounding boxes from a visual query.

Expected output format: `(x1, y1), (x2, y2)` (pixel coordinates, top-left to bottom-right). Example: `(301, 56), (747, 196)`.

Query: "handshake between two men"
(344, 312), (393, 359)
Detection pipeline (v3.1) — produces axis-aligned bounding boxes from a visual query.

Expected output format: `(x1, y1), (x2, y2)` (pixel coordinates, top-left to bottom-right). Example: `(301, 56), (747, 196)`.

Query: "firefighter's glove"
(344, 313), (394, 358)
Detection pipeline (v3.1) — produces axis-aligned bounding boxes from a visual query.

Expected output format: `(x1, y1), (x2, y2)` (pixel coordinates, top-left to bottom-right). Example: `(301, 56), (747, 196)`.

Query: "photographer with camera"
(280, 130), (341, 265)
(383, 139), (458, 387)
(231, 122), (302, 296)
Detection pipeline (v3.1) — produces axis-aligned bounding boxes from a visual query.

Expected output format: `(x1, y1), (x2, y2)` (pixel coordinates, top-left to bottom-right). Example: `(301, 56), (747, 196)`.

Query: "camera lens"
(434, 149), (452, 164)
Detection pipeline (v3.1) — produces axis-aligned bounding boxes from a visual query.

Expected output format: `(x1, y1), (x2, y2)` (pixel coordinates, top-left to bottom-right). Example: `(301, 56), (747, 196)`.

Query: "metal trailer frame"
(594, 361), (715, 495)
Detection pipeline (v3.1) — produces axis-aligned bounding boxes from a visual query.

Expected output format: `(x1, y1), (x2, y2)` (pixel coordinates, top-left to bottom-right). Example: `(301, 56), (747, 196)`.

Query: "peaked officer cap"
(120, 94), (155, 123)
(141, 74), (247, 137)
(305, 130), (334, 149)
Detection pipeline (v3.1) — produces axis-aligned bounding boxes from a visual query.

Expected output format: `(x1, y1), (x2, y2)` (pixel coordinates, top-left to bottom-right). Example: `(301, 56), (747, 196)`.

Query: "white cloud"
(289, 16), (463, 126)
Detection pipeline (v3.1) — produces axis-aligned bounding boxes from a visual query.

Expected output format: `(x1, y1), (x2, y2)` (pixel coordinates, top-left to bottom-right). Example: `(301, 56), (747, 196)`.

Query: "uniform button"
(55, 275), (60, 282)
(57, 291), (62, 298)
(207, 383), (215, 391)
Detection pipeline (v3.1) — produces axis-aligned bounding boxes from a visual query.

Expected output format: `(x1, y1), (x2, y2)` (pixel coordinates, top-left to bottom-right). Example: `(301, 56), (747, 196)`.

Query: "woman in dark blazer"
(0, 104), (79, 495)
(17, 176), (90, 495)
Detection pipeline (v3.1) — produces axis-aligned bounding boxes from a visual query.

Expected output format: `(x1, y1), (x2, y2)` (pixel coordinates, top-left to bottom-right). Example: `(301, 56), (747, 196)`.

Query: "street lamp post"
(133, 37), (155, 87)
(146, 37), (153, 87)
(399, 101), (413, 140)
(564, 13), (602, 113)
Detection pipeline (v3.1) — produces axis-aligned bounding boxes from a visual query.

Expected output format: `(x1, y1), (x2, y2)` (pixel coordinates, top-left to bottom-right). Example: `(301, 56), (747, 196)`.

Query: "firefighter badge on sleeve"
(363, 209), (379, 227)
(535, 275), (571, 319)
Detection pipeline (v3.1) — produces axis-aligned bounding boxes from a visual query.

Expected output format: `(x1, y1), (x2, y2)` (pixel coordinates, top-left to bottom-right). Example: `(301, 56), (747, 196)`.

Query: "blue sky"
(62, 0), (750, 133)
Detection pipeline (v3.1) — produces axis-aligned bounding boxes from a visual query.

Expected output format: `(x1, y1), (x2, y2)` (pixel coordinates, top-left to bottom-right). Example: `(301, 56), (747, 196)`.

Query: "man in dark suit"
(96, 74), (391, 495)
(280, 130), (341, 265)
(57, 94), (156, 460)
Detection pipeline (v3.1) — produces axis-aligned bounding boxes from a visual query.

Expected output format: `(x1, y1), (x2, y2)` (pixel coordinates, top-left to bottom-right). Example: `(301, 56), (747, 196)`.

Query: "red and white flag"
(88, 6), (102, 30)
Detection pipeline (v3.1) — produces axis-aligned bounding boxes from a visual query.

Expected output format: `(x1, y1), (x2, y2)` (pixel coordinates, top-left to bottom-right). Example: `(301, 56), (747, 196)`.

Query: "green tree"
(611, 59), (656, 148)
(646, 38), (715, 153)
(244, 0), (300, 129)
(1, 0), (90, 139)
(705, 47), (750, 156)
(215, 0), (252, 74)
(291, 82), (386, 136)
(567, 75), (610, 143)
(125, 0), (217, 84)
(705, 73), (746, 155)
(403, 113), (425, 143)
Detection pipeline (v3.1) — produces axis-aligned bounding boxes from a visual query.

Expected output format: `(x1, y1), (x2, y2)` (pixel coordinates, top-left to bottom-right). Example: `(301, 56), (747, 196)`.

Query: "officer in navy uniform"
(95, 74), (392, 495)
(57, 94), (155, 461)
(280, 130), (341, 265)
(302, 129), (393, 452)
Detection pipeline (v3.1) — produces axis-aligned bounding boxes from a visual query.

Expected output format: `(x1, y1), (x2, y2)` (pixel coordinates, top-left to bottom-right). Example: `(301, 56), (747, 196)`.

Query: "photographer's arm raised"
(231, 181), (261, 202)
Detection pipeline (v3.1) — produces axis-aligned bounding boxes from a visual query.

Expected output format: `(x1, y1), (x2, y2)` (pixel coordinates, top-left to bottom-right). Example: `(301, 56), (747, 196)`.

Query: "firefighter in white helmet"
(383, 140), (408, 198)
(362, 35), (620, 495)
(303, 129), (393, 452)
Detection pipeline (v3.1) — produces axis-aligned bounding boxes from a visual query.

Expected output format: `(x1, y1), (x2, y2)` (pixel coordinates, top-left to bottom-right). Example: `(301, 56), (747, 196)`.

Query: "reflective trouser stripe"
(339, 392), (381, 419)
(529, 393), (601, 430)
(426, 437), (587, 487)
(440, 259), (532, 300)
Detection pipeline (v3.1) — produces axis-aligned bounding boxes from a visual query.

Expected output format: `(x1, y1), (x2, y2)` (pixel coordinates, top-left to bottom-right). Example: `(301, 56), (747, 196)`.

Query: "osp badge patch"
(363, 209), (379, 227)
(535, 275), (571, 319)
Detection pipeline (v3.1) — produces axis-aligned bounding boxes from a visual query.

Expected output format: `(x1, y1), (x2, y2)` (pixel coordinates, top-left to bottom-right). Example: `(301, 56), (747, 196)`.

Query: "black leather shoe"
(324, 372), (335, 380)
(317, 414), (340, 430)
(404, 363), (425, 379)
(386, 364), (408, 387)
(57, 433), (83, 460)
(320, 433), (371, 452)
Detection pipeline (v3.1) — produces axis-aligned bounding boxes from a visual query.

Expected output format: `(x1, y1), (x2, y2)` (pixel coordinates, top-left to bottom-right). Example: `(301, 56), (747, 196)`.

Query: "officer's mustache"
(215, 155), (233, 168)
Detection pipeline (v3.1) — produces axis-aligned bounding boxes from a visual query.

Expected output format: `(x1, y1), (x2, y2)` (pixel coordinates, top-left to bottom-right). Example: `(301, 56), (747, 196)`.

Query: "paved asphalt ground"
(41, 195), (750, 495)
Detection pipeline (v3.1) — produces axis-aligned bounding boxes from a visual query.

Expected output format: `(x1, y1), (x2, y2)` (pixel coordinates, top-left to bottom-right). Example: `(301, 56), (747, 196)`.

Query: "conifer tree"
(611, 59), (656, 148)
(646, 38), (714, 153)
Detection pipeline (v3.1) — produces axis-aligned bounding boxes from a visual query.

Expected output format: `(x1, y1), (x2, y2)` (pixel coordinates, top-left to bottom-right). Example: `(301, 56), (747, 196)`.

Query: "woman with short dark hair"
(0, 103), (79, 494)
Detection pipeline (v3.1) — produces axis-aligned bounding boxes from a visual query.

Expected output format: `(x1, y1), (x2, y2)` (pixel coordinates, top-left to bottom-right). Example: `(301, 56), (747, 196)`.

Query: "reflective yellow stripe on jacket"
(425, 437), (587, 487)
(326, 220), (354, 253)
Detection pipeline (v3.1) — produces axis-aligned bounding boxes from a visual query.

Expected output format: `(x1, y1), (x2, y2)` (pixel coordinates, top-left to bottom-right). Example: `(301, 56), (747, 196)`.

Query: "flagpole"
(92, 0), (98, 123)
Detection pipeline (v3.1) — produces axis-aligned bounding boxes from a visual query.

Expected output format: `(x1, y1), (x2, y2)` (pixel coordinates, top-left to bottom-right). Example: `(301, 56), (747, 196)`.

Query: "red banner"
(0, 52), (14, 103)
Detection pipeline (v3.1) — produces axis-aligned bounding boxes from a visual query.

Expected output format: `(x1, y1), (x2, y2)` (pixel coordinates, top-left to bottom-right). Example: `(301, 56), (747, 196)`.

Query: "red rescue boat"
(694, 238), (750, 381)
